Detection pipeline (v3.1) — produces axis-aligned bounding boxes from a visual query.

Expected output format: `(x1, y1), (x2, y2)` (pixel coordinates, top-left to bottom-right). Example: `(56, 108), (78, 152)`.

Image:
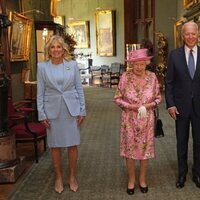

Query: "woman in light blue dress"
(37, 35), (86, 193)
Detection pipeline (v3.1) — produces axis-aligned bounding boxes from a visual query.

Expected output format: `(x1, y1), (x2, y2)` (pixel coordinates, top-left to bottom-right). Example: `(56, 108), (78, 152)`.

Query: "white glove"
(137, 106), (147, 119)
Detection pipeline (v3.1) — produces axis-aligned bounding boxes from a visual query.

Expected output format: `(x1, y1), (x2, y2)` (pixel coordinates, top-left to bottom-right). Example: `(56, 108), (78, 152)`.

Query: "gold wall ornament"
(156, 32), (168, 64)
(155, 32), (168, 90)
(183, 0), (198, 9)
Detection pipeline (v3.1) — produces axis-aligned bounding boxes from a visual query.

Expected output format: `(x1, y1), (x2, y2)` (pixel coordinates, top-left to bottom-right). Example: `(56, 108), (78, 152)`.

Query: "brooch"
(66, 66), (70, 70)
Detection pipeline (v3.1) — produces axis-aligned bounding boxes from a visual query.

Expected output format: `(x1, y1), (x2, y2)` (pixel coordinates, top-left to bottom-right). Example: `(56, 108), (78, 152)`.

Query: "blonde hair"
(44, 35), (72, 61)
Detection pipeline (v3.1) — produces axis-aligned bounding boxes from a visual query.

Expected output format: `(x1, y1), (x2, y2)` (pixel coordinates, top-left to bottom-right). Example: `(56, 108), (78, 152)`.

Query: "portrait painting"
(9, 12), (32, 61)
(68, 21), (90, 48)
(53, 16), (65, 26)
(95, 10), (116, 56)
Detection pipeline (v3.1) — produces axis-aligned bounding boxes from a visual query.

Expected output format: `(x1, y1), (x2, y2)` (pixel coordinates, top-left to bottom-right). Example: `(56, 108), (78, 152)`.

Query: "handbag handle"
(154, 105), (159, 119)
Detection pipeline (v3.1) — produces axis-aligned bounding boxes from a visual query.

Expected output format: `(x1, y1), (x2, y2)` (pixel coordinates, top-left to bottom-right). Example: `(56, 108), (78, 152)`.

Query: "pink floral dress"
(114, 70), (161, 160)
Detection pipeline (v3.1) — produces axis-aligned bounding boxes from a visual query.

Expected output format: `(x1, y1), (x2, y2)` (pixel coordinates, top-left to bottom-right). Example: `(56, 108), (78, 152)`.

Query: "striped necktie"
(188, 49), (195, 78)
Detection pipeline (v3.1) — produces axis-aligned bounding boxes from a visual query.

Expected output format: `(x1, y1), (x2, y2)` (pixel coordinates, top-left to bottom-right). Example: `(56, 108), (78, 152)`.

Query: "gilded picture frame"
(174, 20), (184, 48)
(68, 21), (90, 49)
(50, 0), (58, 17)
(9, 12), (32, 61)
(196, 20), (200, 46)
(183, 0), (197, 9)
(53, 16), (65, 26)
(95, 10), (116, 57)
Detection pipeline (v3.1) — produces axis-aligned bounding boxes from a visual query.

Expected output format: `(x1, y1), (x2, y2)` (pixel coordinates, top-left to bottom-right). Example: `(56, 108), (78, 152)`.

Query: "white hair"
(181, 21), (199, 36)
(132, 60), (150, 65)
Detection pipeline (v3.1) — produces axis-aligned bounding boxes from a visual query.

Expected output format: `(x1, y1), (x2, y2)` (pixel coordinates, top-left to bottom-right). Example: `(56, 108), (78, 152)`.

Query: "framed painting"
(9, 12), (32, 61)
(196, 20), (200, 46)
(53, 16), (65, 26)
(95, 10), (116, 57)
(183, 0), (197, 9)
(68, 21), (90, 48)
(174, 20), (184, 48)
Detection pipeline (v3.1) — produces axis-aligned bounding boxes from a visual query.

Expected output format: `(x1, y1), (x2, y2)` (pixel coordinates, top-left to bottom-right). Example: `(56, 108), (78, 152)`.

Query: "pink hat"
(126, 48), (153, 62)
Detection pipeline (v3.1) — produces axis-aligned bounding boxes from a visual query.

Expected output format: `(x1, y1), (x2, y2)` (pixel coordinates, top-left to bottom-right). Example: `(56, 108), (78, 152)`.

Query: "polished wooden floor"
(0, 142), (45, 200)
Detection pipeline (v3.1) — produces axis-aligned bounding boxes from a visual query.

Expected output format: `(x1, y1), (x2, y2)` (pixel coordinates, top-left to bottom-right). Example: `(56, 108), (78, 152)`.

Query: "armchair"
(90, 66), (102, 85)
(7, 97), (47, 163)
(78, 59), (93, 85)
(101, 63), (125, 88)
(7, 97), (32, 128)
(99, 65), (110, 87)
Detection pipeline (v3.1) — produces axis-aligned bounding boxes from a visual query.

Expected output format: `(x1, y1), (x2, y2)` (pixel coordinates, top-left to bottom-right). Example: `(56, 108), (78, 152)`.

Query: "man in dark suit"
(165, 21), (200, 189)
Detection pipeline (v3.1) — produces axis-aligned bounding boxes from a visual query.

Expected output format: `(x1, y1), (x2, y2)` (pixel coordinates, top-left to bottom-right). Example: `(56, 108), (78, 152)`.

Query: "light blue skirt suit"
(37, 59), (86, 147)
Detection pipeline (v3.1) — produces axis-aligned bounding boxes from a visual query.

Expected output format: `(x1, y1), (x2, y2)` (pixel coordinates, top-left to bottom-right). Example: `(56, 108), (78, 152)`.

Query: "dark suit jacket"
(165, 46), (200, 117)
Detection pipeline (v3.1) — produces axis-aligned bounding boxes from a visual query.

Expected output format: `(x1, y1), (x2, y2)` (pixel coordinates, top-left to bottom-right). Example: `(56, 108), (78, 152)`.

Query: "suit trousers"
(175, 105), (200, 177)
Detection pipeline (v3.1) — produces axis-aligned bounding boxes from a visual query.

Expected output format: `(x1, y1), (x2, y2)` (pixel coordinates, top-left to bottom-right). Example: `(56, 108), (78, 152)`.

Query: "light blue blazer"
(37, 59), (86, 121)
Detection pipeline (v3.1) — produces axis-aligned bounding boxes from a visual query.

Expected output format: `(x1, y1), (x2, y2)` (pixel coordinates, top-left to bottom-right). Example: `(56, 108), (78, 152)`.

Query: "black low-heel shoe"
(139, 185), (148, 193)
(126, 187), (135, 195)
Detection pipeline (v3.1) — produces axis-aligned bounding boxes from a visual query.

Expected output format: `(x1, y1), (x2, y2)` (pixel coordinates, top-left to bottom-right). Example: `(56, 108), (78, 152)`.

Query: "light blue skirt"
(47, 98), (80, 147)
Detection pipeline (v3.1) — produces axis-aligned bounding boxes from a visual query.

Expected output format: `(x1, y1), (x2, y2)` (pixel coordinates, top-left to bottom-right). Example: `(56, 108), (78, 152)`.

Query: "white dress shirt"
(185, 45), (197, 70)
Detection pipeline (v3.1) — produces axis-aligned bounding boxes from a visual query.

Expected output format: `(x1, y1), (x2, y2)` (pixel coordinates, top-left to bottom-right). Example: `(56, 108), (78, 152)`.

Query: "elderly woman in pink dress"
(114, 48), (162, 195)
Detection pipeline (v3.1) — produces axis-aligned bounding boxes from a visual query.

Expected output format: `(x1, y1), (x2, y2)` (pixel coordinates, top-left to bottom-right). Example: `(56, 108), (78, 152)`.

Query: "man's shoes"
(192, 176), (200, 188)
(176, 176), (186, 189)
